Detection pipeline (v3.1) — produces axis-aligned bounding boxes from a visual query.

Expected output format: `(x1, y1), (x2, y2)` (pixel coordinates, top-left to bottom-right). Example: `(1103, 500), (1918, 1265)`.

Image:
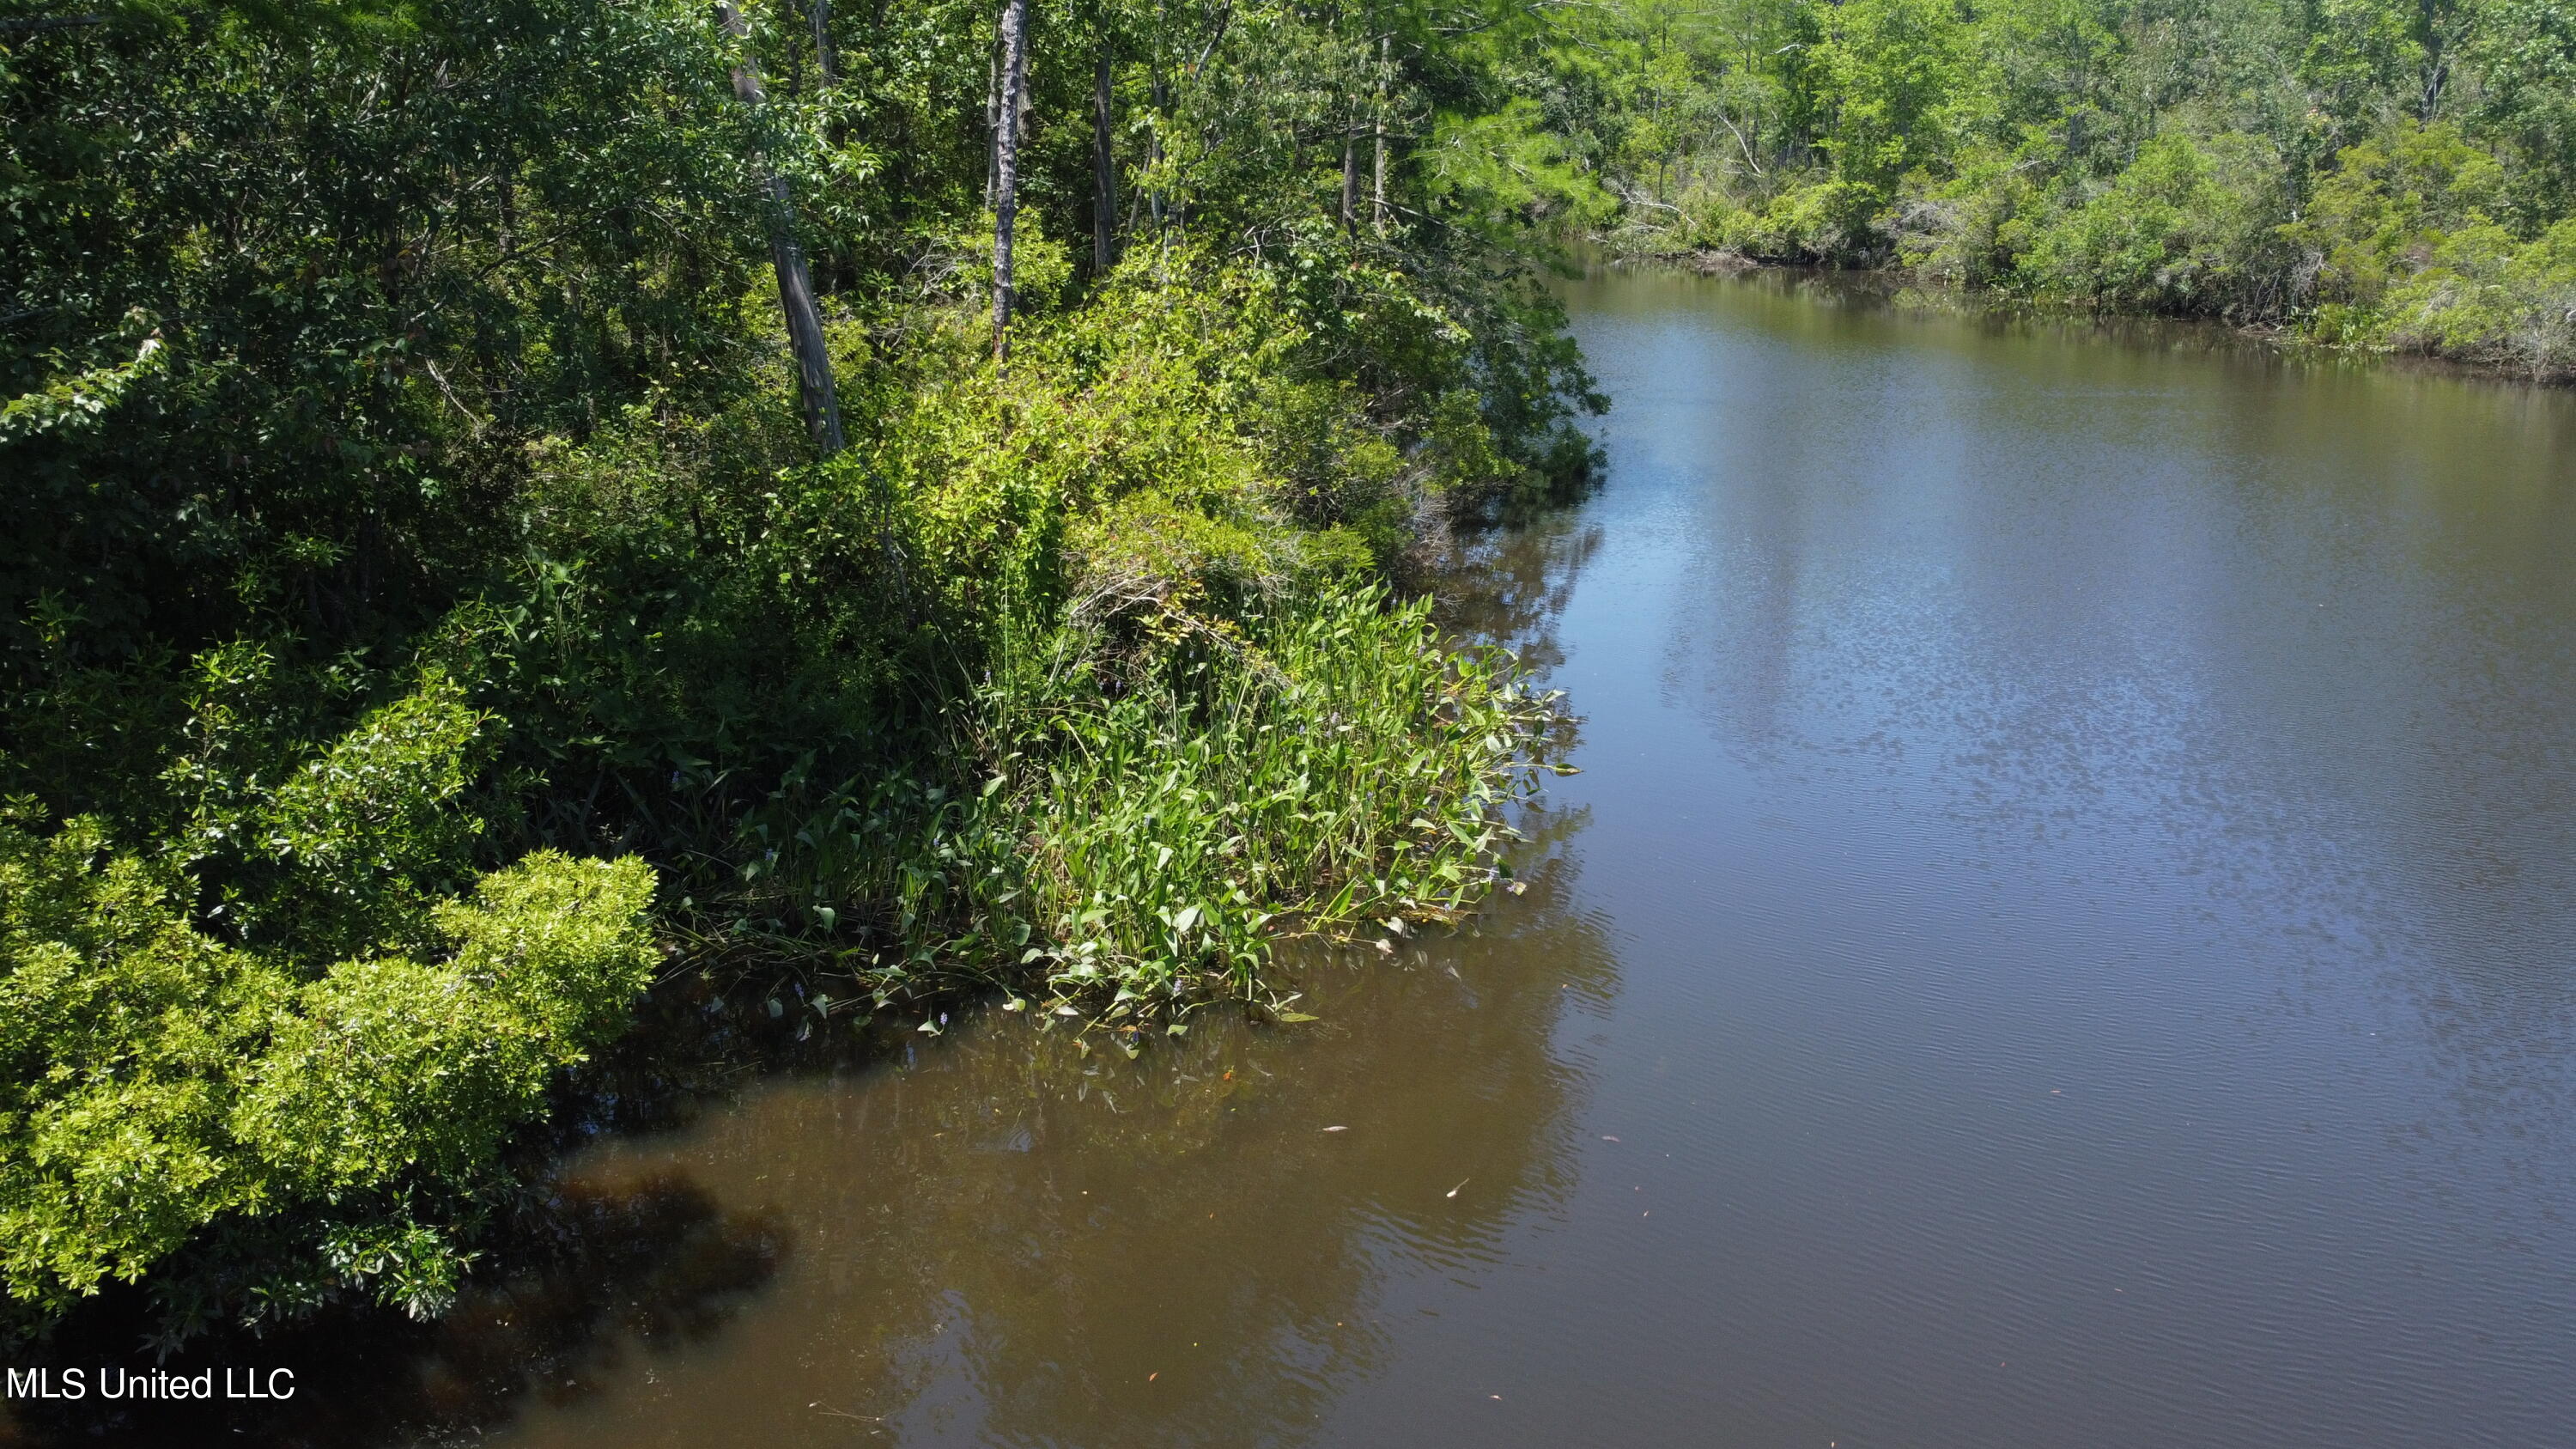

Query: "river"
(449, 267), (2576, 1447)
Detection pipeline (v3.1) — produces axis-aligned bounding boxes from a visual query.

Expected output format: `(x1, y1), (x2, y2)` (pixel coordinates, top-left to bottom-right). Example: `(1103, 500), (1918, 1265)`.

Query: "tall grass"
(704, 585), (1557, 1019)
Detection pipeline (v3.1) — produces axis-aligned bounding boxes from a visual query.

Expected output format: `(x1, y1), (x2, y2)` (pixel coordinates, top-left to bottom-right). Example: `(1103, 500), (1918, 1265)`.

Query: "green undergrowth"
(712, 585), (1558, 1024)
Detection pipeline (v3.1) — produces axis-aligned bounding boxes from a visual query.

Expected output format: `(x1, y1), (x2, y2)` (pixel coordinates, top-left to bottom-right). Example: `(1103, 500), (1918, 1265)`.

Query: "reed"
(704, 585), (1556, 1020)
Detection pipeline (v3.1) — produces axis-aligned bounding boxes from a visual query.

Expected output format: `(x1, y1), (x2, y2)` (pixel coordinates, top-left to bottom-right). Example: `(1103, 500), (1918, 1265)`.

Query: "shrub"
(2010, 133), (2294, 314)
(2370, 217), (2576, 376)
(0, 809), (654, 1336)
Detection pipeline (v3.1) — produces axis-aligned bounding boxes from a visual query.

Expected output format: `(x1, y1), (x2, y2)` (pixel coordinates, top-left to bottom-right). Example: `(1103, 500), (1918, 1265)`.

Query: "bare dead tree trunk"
(720, 1), (844, 455)
(993, 0), (1029, 362)
(1094, 43), (1118, 272)
(810, 0), (845, 289)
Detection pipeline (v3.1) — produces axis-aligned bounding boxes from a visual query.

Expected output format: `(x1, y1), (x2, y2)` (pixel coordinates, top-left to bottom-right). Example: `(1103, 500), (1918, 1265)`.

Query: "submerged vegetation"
(2, 0), (1595, 1339)
(1528, 0), (2576, 375)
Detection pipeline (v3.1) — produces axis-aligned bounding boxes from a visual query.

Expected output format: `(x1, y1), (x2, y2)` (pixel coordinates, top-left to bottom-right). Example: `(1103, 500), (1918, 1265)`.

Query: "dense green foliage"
(0, 806), (656, 1339)
(2, 0), (1599, 1336)
(1532, 0), (2576, 374)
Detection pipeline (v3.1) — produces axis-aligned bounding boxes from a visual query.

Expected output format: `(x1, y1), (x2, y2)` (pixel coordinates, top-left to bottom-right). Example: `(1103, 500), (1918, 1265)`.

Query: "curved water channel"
(461, 268), (2573, 1447)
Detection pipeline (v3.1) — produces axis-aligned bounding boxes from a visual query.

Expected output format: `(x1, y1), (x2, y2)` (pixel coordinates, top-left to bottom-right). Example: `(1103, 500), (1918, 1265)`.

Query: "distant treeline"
(1519, 0), (2576, 374)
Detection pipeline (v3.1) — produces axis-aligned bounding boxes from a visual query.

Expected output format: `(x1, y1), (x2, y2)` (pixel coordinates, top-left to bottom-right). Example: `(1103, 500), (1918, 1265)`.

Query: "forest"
(1546, 0), (2576, 373)
(3, 0), (2571, 1354)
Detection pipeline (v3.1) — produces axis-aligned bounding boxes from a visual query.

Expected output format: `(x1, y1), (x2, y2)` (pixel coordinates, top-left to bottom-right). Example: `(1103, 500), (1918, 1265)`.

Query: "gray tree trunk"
(1340, 125), (1357, 230)
(810, 0), (839, 87)
(993, 0), (1029, 361)
(1372, 35), (1388, 234)
(720, 2), (845, 454)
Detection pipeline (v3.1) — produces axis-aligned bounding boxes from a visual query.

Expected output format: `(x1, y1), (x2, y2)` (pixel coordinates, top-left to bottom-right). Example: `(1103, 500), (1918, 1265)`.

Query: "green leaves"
(0, 808), (654, 1332)
(957, 585), (1545, 1005)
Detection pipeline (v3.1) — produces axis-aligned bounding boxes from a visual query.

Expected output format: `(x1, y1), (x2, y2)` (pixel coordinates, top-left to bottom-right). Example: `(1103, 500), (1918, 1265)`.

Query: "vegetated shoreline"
(0, 512), (1583, 1449)
(4, 0), (1618, 1377)
(1614, 246), (2576, 387)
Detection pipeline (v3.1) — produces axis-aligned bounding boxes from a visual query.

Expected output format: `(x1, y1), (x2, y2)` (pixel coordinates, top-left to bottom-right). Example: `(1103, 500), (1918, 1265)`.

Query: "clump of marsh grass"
(988, 583), (1550, 1009)
(700, 585), (1557, 1025)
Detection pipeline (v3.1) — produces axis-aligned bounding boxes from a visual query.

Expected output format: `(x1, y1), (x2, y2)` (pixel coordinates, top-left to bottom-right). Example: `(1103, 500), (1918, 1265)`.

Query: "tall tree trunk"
(993, 0), (1029, 361)
(1371, 35), (1388, 234)
(1340, 123), (1357, 230)
(811, 0), (844, 290)
(1094, 42), (1117, 272)
(809, 0), (839, 87)
(720, 1), (844, 455)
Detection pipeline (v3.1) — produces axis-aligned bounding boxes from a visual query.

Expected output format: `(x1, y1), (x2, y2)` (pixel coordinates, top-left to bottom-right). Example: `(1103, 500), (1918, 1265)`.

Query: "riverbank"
(1522, 0), (2576, 387)
(1613, 247), (2576, 387)
(0, 510), (1589, 1449)
(28, 262), (2572, 1449)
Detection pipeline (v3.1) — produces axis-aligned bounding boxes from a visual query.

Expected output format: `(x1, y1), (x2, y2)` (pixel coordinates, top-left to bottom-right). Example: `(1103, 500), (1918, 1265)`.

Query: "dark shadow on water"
(0, 1169), (789, 1448)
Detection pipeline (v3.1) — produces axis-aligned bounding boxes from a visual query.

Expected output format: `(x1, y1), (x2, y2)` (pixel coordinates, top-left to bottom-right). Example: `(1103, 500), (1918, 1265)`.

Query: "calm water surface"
(479, 270), (2576, 1448)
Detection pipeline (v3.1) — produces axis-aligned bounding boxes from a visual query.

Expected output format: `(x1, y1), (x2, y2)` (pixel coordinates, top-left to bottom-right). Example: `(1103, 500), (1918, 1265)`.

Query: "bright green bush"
(0, 809), (653, 1333)
(2301, 124), (2512, 307)
(2367, 217), (2576, 374)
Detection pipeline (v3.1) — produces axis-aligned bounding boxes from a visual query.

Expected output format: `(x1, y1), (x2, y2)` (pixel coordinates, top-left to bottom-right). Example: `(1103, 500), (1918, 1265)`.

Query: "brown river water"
(29, 265), (2576, 1449)
(450, 270), (2576, 1448)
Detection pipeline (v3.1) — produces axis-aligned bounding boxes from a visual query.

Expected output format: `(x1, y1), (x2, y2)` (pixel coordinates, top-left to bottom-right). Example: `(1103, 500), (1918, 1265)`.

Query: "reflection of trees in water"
(461, 795), (1613, 1449)
(1624, 264), (2576, 1197)
(1431, 508), (1602, 681)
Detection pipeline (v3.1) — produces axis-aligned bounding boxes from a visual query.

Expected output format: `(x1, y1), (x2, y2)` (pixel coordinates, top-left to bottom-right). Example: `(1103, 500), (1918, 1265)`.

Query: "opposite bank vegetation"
(1532, 0), (2576, 378)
